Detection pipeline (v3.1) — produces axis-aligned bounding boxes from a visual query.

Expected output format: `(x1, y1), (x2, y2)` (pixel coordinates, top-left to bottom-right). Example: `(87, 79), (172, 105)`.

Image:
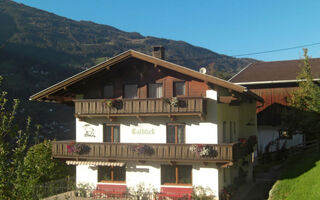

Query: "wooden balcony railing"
(52, 141), (247, 163)
(74, 97), (206, 118)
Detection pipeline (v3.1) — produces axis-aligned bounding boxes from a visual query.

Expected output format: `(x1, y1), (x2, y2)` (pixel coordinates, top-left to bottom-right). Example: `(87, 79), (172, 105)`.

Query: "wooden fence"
(74, 97), (206, 116)
(52, 141), (246, 163)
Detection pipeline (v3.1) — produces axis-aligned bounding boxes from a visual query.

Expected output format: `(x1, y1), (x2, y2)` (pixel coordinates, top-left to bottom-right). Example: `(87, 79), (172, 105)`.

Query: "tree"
(0, 76), (71, 199)
(0, 75), (26, 200)
(22, 140), (71, 198)
(285, 49), (320, 138)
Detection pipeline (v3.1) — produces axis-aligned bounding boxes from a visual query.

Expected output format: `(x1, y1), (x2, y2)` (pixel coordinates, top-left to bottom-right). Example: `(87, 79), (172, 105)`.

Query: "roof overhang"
(233, 78), (320, 86)
(30, 49), (263, 103)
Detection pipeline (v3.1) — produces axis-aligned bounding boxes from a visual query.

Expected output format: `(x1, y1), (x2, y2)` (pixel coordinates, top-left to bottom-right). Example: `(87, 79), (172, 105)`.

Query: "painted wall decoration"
(83, 124), (96, 137)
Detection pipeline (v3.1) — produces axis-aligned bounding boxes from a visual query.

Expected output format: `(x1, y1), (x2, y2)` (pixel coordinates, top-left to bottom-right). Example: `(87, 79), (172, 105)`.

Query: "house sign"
(131, 127), (155, 135)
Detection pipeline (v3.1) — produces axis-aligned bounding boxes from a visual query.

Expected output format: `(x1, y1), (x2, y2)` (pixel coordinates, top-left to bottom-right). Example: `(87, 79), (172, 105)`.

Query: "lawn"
(269, 151), (320, 200)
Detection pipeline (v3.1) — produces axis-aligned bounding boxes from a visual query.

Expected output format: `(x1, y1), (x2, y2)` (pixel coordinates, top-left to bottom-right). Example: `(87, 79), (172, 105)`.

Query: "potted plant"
(189, 144), (218, 158)
(67, 142), (91, 155)
(131, 144), (155, 156)
(163, 97), (186, 107)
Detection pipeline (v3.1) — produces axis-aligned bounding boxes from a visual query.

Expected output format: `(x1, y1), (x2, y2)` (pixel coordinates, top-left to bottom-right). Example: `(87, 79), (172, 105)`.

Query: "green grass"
(269, 151), (320, 200)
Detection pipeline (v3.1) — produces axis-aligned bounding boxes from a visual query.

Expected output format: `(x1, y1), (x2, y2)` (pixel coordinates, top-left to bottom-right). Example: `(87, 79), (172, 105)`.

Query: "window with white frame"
(148, 83), (163, 98)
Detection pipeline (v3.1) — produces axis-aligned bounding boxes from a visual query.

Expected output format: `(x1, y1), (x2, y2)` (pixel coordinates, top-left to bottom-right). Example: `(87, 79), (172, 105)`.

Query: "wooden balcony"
(52, 141), (247, 163)
(74, 97), (206, 119)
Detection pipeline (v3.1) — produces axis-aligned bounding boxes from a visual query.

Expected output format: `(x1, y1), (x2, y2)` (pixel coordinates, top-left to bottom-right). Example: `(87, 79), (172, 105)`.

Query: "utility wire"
(232, 42), (320, 57)
(169, 42), (320, 62)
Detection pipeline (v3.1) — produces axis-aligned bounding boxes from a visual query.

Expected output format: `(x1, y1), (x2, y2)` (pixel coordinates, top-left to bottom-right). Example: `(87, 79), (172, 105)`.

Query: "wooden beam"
(136, 115), (144, 122)
(168, 115), (176, 122)
(218, 96), (238, 104)
(46, 95), (74, 102)
(169, 161), (176, 166)
(199, 114), (205, 121)
(217, 162), (233, 168)
(78, 117), (85, 121)
(107, 116), (117, 122)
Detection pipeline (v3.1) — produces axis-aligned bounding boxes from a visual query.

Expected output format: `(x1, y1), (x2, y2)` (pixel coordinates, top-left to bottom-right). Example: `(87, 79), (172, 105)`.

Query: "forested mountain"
(0, 0), (255, 139)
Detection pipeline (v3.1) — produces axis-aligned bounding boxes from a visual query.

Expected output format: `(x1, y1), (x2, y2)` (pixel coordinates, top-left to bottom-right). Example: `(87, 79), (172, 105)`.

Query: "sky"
(12, 0), (320, 61)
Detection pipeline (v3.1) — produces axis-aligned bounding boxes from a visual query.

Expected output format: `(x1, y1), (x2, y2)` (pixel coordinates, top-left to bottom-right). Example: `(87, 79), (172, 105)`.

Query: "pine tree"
(285, 49), (320, 138)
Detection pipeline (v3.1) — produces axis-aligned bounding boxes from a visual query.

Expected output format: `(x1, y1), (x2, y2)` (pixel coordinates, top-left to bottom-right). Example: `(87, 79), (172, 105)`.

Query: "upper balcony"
(52, 141), (248, 164)
(74, 97), (206, 120)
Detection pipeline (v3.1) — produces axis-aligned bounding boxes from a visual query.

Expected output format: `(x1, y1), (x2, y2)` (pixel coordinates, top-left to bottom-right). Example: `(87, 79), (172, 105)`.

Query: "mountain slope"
(0, 0), (255, 139)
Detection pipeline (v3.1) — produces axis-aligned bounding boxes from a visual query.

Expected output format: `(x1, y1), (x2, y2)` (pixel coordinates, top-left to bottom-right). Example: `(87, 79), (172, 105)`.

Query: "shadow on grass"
(279, 151), (320, 180)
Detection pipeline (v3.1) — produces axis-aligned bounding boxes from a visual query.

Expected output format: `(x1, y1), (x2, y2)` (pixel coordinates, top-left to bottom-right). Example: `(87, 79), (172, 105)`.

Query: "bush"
(192, 186), (216, 200)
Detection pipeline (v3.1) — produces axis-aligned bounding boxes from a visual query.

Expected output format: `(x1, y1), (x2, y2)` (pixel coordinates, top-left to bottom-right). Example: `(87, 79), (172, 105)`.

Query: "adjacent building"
(230, 58), (320, 153)
(30, 47), (262, 198)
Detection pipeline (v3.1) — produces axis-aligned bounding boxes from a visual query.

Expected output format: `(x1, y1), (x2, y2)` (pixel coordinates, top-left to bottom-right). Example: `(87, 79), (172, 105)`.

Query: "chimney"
(152, 46), (165, 60)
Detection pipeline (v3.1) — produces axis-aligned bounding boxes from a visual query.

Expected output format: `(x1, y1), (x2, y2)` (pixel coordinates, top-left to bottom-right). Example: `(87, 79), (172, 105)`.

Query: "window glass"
(124, 84), (138, 99)
(233, 121), (237, 140)
(98, 166), (125, 182)
(161, 165), (176, 184)
(113, 167), (126, 181)
(103, 84), (113, 98)
(223, 121), (227, 143)
(98, 166), (112, 182)
(167, 124), (185, 144)
(229, 121), (233, 142)
(166, 125), (176, 143)
(104, 125), (120, 143)
(113, 126), (120, 143)
(174, 82), (185, 96)
(149, 83), (163, 98)
(178, 166), (192, 184)
(161, 165), (192, 185)
(177, 125), (185, 144)
(104, 126), (112, 142)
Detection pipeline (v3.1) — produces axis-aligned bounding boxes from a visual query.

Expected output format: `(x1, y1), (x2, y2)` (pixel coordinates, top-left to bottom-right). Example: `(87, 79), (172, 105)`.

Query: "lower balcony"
(52, 141), (249, 163)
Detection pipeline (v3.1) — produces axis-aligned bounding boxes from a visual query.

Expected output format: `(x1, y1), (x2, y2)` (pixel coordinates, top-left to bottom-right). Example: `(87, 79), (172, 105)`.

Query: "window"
(229, 121), (233, 142)
(222, 121), (227, 143)
(98, 166), (125, 183)
(173, 82), (185, 96)
(233, 121), (237, 140)
(161, 165), (192, 185)
(148, 83), (163, 98)
(167, 124), (185, 144)
(104, 125), (120, 143)
(124, 84), (138, 99)
(279, 129), (292, 139)
(103, 84), (113, 98)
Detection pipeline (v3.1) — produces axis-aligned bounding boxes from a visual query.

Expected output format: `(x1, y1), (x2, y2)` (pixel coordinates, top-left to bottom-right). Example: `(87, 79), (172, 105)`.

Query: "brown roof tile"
(229, 58), (320, 83)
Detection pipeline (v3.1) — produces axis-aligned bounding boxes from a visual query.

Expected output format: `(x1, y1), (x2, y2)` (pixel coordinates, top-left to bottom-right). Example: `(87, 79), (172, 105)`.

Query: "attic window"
(103, 84), (113, 98)
(148, 83), (163, 98)
(124, 84), (138, 99)
(173, 82), (185, 96)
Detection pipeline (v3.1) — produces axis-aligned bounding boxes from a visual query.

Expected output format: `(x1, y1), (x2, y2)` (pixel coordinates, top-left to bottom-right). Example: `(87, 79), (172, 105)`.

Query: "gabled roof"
(30, 49), (262, 102)
(229, 58), (320, 85)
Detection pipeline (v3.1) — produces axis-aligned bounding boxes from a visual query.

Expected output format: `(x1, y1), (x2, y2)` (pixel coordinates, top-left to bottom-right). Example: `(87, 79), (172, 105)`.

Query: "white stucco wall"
(75, 89), (219, 144)
(193, 164), (219, 197)
(76, 165), (98, 186)
(76, 118), (103, 143)
(74, 89), (222, 194)
(126, 162), (161, 191)
(258, 126), (304, 153)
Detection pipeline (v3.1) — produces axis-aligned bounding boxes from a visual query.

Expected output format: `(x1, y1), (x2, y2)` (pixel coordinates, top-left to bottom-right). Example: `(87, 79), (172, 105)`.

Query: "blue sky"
(13, 0), (320, 61)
